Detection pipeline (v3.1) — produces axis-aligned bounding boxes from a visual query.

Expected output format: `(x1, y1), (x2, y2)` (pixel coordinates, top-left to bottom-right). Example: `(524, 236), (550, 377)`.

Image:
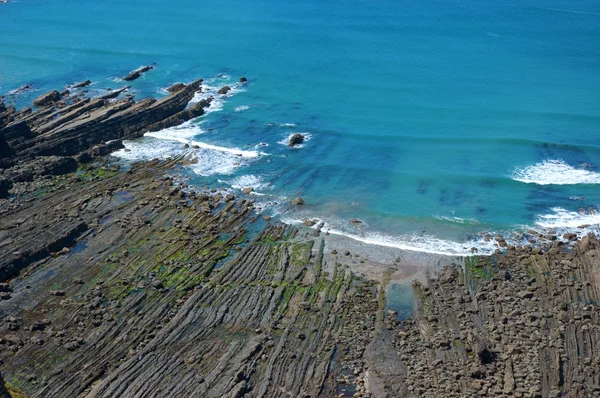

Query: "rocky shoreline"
(1, 76), (599, 397)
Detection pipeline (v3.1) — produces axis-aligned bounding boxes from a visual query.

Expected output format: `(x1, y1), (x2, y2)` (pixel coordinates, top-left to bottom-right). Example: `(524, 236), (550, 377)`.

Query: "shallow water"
(2, 0), (600, 255)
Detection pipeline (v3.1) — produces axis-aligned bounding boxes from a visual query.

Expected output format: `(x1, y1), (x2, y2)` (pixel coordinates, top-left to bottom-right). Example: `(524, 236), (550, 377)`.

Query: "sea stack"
(288, 133), (305, 147)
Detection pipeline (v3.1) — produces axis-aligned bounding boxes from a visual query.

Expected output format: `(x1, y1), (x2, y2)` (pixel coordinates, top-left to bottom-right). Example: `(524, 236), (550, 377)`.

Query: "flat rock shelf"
(0, 74), (599, 398)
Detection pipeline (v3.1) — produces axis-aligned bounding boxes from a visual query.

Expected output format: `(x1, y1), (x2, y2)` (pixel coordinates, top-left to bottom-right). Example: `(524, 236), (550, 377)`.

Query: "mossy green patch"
(76, 167), (118, 180)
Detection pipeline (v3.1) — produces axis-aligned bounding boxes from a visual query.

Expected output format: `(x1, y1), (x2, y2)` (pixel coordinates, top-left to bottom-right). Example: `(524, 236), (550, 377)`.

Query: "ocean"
(2, 0), (600, 255)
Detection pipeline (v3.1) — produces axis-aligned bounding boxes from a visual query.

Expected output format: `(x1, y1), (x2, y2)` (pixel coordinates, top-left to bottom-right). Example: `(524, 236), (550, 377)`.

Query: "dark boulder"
(292, 197), (304, 206)
(240, 77), (248, 83)
(217, 86), (231, 95)
(288, 133), (305, 147)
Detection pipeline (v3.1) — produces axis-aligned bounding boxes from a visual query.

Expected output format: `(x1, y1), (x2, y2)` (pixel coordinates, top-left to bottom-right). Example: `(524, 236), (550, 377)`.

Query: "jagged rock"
(217, 86), (231, 95)
(123, 65), (154, 81)
(70, 80), (92, 89)
(33, 90), (61, 107)
(288, 133), (305, 147)
(167, 83), (186, 93)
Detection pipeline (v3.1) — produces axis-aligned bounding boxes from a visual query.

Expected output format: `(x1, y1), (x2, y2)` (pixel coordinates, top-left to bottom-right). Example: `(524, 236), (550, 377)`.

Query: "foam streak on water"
(536, 207), (600, 230)
(511, 159), (600, 185)
(281, 217), (498, 256)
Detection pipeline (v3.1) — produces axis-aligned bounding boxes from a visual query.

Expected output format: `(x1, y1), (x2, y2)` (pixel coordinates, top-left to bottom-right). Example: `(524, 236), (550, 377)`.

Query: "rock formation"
(288, 133), (304, 147)
(1, 73), (599, 398)
(122, 65), (154, 81)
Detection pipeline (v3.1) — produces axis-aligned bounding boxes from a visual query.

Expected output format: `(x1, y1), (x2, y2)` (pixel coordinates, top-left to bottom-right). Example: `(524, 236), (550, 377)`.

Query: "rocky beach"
(0, 76), (598, 397)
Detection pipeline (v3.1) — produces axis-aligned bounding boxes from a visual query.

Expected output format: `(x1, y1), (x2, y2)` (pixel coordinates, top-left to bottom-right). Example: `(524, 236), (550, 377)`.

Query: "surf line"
(144, 131), (261, 158)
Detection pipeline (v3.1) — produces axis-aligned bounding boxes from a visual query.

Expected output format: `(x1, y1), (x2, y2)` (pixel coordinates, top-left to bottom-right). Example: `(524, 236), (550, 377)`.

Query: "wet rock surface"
(1, 75), (599, 398)
(366, 241), (600, 397)
(122, 65), (154, 81)
(288, 133), (305, 147)
(0, 158), (380, 397)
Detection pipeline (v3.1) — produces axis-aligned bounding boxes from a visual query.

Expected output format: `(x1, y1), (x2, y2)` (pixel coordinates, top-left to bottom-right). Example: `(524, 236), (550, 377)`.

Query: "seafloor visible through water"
(2, 0), (600, 255)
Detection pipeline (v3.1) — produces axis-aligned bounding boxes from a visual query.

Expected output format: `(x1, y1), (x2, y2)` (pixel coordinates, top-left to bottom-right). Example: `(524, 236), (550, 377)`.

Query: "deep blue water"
(2, 0), (600, 254)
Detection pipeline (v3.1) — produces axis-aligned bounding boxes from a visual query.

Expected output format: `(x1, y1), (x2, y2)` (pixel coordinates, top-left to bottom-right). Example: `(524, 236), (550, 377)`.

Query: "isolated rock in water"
(33, 90), (61, 107)
(240, 77), (248, 83)
(302, 219), (317, 227)
(217, 86), (231, 95)
(71, 80), (91, 89)
(123, 65), (154, 81)
(288, 133), (305, 147)
(241, 187), (253, 194)
(292, 197), (304, 205)
(167, 83), (186, 93)
(10, 84), (31, 95)
(350, 218), (362, 224)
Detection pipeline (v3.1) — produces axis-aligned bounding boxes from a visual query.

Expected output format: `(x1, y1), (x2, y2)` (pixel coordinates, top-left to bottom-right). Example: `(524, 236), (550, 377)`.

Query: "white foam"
(189, 148), (251, 176)
(189, 77), (246, 115)
(535, 207), (600, 230)
(511, 159), (600, 185)
(434, 215), (481, 225)
(112, 138), (184, 161)
(235, 105), (250, 112)
(189, 140), (260, 158)
(144, 122), (204, 142)
(278, 132), (312, 148)
(226, 175), (269, 190)
(281, 217), (497, 256)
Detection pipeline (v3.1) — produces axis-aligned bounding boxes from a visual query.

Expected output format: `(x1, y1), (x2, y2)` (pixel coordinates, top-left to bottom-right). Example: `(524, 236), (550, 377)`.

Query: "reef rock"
(217, 86), (231, 95)
(33, 90), (61, 107)
(123, 65), (154, 81)
(288, 133), (304, 147)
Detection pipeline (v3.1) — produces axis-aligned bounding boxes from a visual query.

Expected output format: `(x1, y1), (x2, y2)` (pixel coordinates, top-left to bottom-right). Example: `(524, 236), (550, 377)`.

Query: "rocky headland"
(0, 75), (599, 398)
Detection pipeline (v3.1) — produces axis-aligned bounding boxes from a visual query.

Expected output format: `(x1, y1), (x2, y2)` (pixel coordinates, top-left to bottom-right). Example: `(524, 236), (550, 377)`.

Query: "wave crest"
(511, 159), (600, 185)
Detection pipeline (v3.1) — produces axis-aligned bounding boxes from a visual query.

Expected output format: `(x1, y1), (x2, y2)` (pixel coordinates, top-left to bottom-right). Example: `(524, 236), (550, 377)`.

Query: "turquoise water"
(2, 0), (600, 254)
